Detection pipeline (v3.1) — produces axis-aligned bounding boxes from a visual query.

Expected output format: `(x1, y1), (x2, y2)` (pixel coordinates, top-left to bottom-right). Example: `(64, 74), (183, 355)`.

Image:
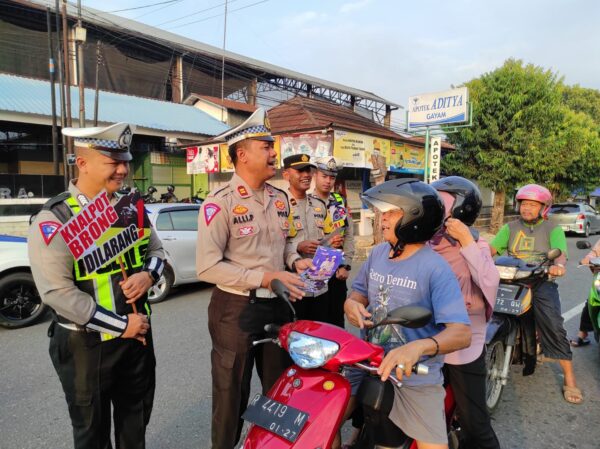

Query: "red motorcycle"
(241, 280), (460, 449)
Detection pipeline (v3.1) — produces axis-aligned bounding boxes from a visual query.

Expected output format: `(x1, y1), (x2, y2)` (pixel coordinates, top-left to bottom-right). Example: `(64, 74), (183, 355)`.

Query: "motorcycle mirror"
(380, 306), (432, 329)
(576, 241), (592, 250)
(546, 248), (562, 261)
(270, 279), (297, 322)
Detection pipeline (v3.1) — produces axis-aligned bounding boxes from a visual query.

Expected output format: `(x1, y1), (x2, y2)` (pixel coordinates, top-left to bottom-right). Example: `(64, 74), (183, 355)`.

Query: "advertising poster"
(280, 133), (332, 161)
(186, 144), (220, 174)
(333, 130), (390, 168)
(388, 141), (425, 174)
(58, 191), (151, 275)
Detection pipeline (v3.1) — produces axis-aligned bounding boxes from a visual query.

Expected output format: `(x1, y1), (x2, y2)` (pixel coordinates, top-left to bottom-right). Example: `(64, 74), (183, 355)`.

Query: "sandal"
(570, 337), (590, 347)
(563, 385), (584, 404)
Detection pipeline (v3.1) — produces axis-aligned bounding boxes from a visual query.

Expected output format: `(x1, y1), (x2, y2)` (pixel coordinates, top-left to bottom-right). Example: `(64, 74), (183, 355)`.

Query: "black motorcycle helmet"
(167, 184), (175, 193)
(147, 186), (157, 194)
(430, 176), (482, 226)
(362, 179), (445, 254)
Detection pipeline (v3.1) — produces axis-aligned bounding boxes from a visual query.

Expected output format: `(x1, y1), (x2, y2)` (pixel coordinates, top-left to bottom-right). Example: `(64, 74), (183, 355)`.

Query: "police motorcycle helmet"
(362, 179), (445, 255)
(431, 176), (482, 226)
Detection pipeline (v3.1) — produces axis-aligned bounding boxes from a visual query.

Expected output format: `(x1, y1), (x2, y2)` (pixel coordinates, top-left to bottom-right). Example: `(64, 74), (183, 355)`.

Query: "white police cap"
(214, 108), (274, 146)
(62, 122), (135, 161)
(315, 156), (343, 176)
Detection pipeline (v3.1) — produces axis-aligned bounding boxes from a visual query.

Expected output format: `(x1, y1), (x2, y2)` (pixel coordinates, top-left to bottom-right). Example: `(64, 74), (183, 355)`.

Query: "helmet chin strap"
(389, 240), (405, 259)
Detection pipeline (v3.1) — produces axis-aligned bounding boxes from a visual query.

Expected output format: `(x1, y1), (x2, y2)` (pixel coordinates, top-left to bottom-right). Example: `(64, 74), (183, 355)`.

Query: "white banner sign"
(407, 87), (468, 128)
(186, 145), (220, 174)
(428, 137), (441, 183)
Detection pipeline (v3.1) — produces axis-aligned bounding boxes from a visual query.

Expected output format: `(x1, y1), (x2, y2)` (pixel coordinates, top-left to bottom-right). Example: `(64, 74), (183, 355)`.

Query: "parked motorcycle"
(160, 184), (179, 203)
(576, 240), (600, 345)
(485, 248), (562, 413)
(142, 186), (158, 204)
(241, 280), (460, 449)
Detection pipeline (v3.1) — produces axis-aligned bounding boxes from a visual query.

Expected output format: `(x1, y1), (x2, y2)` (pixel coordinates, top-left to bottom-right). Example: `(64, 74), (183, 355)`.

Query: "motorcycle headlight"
(496, 266), (517, 280)
(514, 270), (533, 279)
(288, 331), (340, 369)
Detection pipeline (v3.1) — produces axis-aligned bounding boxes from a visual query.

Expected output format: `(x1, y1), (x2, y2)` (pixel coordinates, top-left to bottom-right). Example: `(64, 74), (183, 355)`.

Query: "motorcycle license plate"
(494, 284), (527, 315)
(242, 394), (309, 442)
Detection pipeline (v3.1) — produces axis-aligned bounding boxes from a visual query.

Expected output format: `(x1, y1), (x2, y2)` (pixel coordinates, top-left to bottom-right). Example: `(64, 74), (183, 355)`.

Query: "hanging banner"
(58, 191), (151, 275)
(388, 141), (425, 174)
(280, 133), (332, 161)
(186, 144), (220, 174)
(407, 87), (469, 128)
(428, 137), (442, 183)
(333, 131), (390, 168)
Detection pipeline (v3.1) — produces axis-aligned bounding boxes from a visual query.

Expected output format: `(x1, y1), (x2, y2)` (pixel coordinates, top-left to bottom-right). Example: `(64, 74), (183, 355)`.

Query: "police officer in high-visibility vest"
(283, 154), (341, 322)
(28, 123), (165, 449)
(311, 156), (355, 327)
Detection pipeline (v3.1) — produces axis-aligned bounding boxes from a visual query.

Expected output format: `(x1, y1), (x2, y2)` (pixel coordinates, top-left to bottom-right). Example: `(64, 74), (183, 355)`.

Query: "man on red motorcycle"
(344, 179), (472, 449)
(490, 183), (583, 404)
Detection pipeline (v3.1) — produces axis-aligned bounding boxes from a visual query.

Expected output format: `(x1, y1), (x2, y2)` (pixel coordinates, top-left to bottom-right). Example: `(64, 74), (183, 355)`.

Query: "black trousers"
(579, 302), (594, 333)
(49, 323), (156, 449)
(445, 350), (501, 449)
(208, 289), (292, 449)
(293, 276), (348, 326)
(533, 281), (572, 360)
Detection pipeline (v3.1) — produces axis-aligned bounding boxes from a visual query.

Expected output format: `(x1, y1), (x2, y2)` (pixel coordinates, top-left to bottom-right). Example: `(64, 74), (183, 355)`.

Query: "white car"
(0, 235), (48, 328)
(144, 203), (202, 303)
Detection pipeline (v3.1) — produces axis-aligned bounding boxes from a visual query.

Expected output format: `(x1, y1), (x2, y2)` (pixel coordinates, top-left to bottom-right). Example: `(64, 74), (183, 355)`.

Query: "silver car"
(548, 202), (600, 237)
(144, 203), (202, 303)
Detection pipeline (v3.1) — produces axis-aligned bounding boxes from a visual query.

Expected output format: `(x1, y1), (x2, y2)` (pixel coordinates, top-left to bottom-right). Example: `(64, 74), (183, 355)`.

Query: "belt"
(217, 285), (277, 299)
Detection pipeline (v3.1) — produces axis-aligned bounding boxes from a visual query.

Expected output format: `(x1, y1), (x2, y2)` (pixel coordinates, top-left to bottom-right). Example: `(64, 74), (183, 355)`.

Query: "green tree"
(562, 85), (600, 127)
(443, 59), (600, 232)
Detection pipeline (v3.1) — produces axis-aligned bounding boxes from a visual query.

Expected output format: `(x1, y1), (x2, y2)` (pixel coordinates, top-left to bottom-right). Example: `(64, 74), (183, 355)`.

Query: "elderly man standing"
(196, 109), (311, 449)
(311, 156), (355, 327)
(28, 123), (165, 449)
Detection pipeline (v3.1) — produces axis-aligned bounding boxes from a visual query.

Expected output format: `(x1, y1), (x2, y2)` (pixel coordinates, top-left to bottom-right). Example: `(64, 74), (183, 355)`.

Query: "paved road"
(1, 237), (599, 448)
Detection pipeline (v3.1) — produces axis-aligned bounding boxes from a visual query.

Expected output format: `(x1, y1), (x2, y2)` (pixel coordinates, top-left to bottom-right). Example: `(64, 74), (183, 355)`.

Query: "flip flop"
(570, 337), (591, 347)
(563, 385), (583, 404)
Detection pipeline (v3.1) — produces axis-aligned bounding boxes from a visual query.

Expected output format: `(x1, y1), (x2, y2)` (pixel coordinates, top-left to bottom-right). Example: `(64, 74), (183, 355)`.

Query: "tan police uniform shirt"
(28, 180), (164, 325)
(196, 173), (297, 292)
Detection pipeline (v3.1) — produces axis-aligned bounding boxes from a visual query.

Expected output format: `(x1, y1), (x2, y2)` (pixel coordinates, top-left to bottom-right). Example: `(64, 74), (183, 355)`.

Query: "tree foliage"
(443, 59), (600, 215)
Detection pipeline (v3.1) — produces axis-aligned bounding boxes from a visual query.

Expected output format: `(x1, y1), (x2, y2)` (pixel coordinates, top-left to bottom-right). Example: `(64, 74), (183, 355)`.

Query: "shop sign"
(428, 137), (442, 183)
(333, 131), (390, 168)
(280, 133), (331, 161)
(186, 145), (220, 174)
(407, 87), (469, 128)
(388, 141), (425, 174)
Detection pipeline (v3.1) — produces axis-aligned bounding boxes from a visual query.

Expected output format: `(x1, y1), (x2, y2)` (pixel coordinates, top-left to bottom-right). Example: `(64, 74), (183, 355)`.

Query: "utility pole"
(94, 41), (101, 126)
(60, 0), (73, 181)
(46, 7), (59, 176)
(76, 0), (86, 128)
(220, 0), (228, 122)
(55, 0), (68, 188)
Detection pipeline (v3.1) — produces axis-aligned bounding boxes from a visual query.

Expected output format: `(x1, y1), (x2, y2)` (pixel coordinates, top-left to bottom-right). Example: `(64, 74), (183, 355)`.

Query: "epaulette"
(42, 191), (71, 210)
(267, 183), (289, 199)
(207, 184), (231, 199)
(309, 195), (327, 207)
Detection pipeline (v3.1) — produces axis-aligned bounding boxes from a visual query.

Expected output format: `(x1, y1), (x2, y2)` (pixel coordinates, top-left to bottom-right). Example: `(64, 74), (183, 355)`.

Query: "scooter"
(142, 186), (158, 204)
(576, 240), (600, 344)
(485, 248), (562, 413)
(242, 280), (459, 449)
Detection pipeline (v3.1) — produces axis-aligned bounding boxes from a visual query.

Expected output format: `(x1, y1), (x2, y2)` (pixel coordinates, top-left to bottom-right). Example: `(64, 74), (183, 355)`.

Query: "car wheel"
(585, 222), (591, 237)
(147, 266), (173, 304)
(0, 271), (48, 329)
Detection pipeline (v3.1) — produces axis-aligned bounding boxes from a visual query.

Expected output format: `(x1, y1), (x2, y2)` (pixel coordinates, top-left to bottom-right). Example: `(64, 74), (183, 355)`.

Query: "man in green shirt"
(490, 183), (582, 404)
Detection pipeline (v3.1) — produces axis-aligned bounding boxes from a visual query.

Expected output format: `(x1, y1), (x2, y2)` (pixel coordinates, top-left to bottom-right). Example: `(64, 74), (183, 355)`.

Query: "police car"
(0, 235), (48, 328)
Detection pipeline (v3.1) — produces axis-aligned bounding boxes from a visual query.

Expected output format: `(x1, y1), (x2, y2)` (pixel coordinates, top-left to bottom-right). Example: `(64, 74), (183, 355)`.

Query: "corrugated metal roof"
(27, 0), (402, 109)
(184, 94), (258, 113)
(0, 73), (230, 136)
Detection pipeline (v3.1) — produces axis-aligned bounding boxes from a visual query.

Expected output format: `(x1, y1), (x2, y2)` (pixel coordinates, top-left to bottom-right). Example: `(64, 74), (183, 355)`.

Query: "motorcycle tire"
(147, 266), (173, 304)
(0, 271), (48, 329)
(485, 339), (506, 414)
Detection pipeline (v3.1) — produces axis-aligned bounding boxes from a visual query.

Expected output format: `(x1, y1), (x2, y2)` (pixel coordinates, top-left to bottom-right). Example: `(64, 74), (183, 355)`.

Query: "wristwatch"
(145, 269), (160, 284)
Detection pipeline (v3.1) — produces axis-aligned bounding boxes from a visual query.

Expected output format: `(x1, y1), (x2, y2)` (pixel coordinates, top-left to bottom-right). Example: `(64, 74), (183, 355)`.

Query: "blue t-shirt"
(351, 243), (469, 386)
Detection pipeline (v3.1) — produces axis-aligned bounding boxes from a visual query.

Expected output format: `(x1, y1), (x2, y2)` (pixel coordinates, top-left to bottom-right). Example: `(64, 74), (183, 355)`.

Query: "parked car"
(144, 203), (202, 303)
(0, 234), (48, 328)
(548, 202), (600, 237)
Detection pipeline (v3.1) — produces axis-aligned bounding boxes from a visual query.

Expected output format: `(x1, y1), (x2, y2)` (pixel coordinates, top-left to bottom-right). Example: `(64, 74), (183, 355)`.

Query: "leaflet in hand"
(300, 246), (344, 293)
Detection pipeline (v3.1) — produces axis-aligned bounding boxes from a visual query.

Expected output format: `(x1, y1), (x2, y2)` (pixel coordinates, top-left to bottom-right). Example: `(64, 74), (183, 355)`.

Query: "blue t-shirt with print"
(351, 243), (469, 386)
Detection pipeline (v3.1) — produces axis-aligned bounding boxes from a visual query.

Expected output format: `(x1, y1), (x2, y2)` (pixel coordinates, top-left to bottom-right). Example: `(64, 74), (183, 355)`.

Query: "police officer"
(196, 109), (311, 449)
(283, 154), (339, 322)
(28, 123), (165, 449)
(312, 156), (355, 328)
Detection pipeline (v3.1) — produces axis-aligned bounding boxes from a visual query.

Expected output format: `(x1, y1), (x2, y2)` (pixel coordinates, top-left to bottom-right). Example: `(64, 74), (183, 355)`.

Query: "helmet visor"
(361, 195), (402, 213)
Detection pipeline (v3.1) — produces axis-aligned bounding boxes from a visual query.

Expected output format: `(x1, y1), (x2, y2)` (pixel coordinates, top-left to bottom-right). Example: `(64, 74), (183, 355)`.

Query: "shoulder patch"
(203, 203), (221, 225)
(39, 221), (61, 245)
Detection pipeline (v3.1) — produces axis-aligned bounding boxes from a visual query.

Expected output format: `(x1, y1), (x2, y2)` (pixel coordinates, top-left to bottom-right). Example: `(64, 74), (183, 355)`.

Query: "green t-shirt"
(490, 219), (568, 263)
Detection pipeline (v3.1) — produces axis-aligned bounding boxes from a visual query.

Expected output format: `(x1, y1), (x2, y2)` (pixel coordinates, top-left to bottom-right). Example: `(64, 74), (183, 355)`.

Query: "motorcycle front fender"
(243, 367), (350, 449)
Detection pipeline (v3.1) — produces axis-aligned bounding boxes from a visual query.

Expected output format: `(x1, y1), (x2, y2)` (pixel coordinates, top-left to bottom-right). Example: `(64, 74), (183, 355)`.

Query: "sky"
(81, 0), (600, 128)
